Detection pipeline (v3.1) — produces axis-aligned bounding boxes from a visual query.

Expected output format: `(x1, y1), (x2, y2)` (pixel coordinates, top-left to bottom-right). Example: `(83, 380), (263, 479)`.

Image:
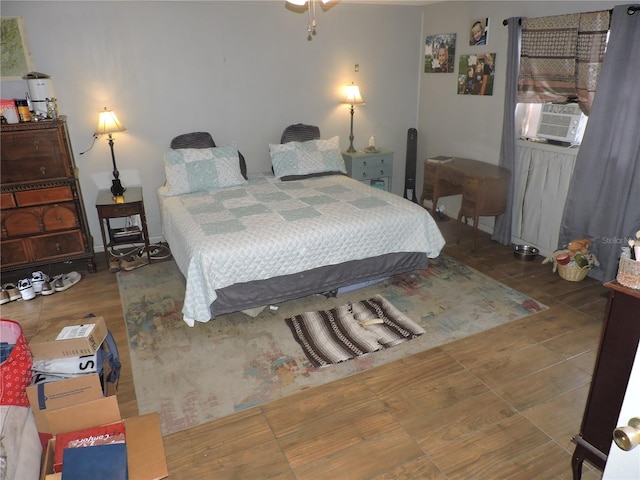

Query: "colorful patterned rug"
(117, 255), (547, 435)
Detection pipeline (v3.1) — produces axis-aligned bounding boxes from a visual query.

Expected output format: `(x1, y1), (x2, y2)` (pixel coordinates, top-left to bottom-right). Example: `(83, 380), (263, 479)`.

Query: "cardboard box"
(41, 413), (168, 480)
(29, 317), (108, 360)
(27, 374), (119, 435)
(32, 375), (167, 480)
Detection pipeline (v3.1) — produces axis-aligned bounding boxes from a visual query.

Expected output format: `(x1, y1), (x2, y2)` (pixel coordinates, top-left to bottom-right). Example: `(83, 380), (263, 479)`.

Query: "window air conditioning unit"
(536, 103), (587, 145)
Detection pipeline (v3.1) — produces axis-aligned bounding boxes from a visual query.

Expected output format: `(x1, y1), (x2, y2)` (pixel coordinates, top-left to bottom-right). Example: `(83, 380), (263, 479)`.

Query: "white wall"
(1, 0), (628, 254)
(1, 1), (424, 250)
(417, 0), (626, 230)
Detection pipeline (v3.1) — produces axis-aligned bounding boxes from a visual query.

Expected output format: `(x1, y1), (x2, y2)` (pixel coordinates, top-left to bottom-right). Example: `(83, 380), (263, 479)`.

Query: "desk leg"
(100, 217), (110, 264)
(456, 214), (478, 251)
(471, 215), (479, 251)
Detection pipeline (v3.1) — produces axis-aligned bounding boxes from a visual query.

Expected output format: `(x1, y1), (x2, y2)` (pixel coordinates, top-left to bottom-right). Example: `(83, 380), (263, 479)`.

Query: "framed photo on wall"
(1, 17), (35, 80)
(424, 33), (456, 73)
(457, 53), (496, 96)
(469, 18), (490, 46)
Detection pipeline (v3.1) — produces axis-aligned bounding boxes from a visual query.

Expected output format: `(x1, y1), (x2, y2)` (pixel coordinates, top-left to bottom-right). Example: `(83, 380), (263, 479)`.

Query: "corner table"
(95, 187), (150, 265)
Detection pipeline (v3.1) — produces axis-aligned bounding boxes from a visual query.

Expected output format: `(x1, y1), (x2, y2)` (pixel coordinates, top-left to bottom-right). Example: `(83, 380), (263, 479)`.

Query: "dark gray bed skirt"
(210, 251), (429, 317)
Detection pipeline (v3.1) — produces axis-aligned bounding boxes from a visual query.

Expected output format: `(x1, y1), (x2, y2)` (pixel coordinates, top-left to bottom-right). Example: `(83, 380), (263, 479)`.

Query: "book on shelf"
(427, 155), (454, 163)
(54, 421), (126, 472)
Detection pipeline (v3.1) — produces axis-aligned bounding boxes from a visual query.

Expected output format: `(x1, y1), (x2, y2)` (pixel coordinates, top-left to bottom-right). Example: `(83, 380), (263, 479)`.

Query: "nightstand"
(342, 150), (393, 192)
(95, 186), (150, 264)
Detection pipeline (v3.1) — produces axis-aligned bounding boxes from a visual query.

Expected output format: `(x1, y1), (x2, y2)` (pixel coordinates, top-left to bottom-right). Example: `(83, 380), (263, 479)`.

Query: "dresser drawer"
(3, 209), (41, 237)
(1, 129), (71, 183)
(42, 203), (79, 231)
(0, 193), (16, 209)
(2, 202), (79, 238)
(462, 178), (479, 199)
(30, 230), (85, 260)
(15, 186), (74, 206)
(345, 152), (393, 180)
(358, 157), (391, 177)
(98, 202), (142, 218)
(0, 239), (31, 267)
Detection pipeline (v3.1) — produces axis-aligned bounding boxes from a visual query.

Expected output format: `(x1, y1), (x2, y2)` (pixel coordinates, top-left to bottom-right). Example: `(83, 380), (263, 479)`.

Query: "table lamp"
(342, 83), (365, 153)
(95, 107), (127, 196)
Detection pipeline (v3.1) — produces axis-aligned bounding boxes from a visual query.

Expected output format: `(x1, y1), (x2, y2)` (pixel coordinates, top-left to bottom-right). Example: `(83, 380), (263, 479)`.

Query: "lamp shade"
(95, 107), (127, 136)
(343, 84), (365, 106)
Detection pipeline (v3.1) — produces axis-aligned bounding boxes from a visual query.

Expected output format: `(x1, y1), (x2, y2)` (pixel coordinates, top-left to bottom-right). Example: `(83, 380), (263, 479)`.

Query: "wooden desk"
(419, 158), (510, 250)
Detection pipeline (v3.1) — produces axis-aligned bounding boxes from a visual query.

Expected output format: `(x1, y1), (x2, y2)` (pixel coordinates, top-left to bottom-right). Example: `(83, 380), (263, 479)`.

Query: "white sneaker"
(32, 271), (50, 294)
(18, 278), (36, 301)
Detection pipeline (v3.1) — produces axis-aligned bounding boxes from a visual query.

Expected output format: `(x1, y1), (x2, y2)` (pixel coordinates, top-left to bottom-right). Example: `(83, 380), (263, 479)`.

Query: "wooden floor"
(2, 220), (609, 479)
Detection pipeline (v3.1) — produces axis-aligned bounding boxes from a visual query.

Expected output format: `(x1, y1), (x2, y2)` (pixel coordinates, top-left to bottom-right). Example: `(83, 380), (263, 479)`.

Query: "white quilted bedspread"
(158, 174), (445, 326)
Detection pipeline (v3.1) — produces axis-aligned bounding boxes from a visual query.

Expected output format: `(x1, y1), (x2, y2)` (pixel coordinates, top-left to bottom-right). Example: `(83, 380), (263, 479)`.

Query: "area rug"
(285, 295), (425, 368)
(117, 255), (547, 436)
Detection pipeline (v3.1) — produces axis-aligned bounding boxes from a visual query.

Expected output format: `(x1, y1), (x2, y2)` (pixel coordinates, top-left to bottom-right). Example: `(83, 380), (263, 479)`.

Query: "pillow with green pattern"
(269, 136), (346, 181)
(160, 143), (247, 196)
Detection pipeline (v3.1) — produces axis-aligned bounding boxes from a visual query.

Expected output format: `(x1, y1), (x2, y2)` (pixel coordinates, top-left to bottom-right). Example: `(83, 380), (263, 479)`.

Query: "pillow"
(269, 136), (347, 180)
(161, 143), (247, 196)
(169, 132), (248, 180)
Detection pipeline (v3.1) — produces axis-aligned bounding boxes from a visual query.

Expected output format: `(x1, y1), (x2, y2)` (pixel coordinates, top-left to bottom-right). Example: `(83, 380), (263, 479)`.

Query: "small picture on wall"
(424, 33), (456, 73)
(457, 53), (496, 96)
(469, 18), (489, 46)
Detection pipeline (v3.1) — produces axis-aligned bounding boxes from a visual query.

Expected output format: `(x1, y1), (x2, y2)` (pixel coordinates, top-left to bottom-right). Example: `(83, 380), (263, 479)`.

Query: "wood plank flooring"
(1, 220), (608, 479)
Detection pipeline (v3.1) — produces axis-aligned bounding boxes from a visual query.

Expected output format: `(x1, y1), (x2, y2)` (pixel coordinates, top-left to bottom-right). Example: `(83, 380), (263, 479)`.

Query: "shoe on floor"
(139, 243), (172, 260)
(40, 281), (56, 296)
(109, 257), (121, 273)
(18, 278), (36, 301)
(121, 254), (149, 271)
(53, 271), (82, 292)
(0, 288), (10, 305)
(3, 283), (21, 302)
(32, 271), (50, 294)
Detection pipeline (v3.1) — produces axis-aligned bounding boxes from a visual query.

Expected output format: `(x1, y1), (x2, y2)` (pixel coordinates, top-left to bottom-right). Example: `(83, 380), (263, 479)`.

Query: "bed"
(158, 129), (445, 326)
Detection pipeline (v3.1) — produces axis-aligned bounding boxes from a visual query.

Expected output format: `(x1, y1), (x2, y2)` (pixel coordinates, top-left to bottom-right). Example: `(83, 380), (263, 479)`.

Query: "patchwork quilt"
(158, 174), (445, 325)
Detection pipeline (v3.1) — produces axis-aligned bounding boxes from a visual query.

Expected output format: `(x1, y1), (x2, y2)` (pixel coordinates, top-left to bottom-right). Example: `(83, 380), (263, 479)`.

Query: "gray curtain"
(491, 17), (521, 245)
(559, 5), (640, 282)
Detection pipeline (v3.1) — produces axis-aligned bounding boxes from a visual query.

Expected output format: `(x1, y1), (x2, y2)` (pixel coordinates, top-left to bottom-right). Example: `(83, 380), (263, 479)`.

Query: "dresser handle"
(363, 161), (367, 166)
(40, 166), (46, 175)
(381, 159), (384, 164)
(380, 170), (385, 175)
(362, 172), (367, 178)
(33, 140), (40, 149)
(55, 242), (61, 251)
(56, 215), (62, 223)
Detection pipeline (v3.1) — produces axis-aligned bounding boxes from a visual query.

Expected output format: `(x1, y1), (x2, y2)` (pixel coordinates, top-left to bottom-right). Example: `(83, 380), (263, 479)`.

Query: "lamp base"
(110, 178), (126, 197)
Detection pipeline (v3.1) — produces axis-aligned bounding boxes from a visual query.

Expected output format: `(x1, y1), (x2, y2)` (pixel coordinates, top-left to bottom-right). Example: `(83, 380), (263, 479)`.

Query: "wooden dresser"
(571, 282), (640, 479)
(420, 157), (510, 250)
(1, 118), (96, 273)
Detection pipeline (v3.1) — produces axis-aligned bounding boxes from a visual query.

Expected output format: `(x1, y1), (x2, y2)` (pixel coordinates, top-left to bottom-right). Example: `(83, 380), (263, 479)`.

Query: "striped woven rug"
(285, 295), (425, 368)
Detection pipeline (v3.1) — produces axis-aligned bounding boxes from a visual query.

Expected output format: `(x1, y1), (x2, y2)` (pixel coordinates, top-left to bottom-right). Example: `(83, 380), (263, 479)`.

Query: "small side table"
(95, 186), (150, 265)
(342, 149), (394, 192)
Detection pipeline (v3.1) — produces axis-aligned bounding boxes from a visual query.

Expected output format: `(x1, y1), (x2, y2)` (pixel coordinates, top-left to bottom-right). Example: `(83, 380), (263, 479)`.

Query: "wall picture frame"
(424, 33), (456, 73)
(469, 18), (490, 46)
(1, 17), (35, 80)
(457, 53), (496, 96)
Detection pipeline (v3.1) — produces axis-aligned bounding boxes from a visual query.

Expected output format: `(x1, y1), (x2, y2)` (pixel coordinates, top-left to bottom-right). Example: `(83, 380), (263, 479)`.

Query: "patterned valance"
(517, 10), (610, 115)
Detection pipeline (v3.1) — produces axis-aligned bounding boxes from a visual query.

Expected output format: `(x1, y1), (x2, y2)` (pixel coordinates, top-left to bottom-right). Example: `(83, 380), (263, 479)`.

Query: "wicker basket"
(617, 257), (640, 289)
(558, 264), (591, 282)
